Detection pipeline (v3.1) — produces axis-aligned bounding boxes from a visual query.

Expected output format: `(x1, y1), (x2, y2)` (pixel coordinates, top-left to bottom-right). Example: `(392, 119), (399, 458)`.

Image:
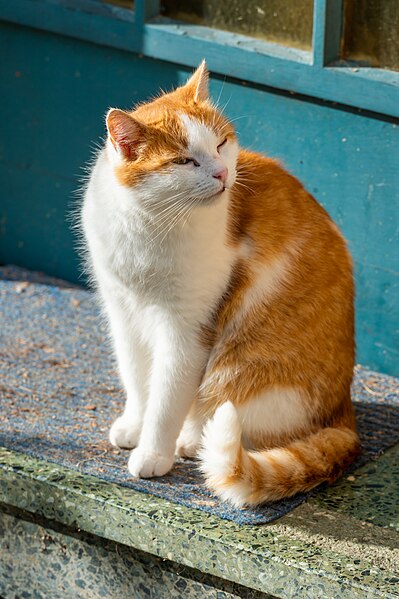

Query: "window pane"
(161, 1), (313, 50)
(343, 0), (399, 71)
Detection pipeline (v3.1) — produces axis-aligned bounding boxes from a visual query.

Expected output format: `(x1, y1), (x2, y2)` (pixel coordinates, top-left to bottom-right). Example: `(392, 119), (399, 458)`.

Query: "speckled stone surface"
(0, 268), (399, 525)
(314, 443), (399, 530)
(1, 445), (398, 598)
(0, 508), (272, 599)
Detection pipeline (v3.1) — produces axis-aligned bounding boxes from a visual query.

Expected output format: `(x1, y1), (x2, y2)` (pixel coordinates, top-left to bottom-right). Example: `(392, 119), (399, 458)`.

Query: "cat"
(82, 61), (361, 507)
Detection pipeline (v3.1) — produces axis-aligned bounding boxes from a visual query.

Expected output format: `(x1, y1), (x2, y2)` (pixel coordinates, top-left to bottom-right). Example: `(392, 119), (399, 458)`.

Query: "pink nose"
(213, 166), (228, 185)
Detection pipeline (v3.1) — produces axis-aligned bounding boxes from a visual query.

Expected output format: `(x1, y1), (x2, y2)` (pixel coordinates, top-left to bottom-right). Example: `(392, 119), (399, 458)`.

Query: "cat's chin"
(197, 187), (228, 206)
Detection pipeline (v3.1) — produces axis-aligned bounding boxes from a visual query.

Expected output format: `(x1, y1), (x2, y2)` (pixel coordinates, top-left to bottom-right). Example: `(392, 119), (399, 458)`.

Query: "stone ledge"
(1, 445), (398, 598)
(0, 505), (271, 599)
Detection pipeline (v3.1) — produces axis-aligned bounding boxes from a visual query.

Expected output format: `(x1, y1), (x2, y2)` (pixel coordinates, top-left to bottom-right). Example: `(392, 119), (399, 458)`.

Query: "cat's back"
(233, 148), (337, 231)
(225, 148), (355, 376)
(205, 148), (355, 415)
(230, 149), (352, 275)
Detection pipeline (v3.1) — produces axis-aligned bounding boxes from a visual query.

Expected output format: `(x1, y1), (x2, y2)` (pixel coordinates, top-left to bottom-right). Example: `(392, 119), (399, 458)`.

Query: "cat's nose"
(213, 166), (228, 184)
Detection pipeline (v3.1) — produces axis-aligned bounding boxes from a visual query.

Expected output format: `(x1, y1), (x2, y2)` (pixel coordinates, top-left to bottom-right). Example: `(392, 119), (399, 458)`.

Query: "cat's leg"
(176, 399), (206, 458)
(128, 321), (207, 477)
(102, 294), (150, 449)
(109, 342), (148, 449)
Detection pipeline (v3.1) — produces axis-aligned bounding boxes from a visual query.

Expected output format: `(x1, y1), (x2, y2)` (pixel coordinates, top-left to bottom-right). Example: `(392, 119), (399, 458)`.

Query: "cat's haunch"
(81, 61), (360, 507)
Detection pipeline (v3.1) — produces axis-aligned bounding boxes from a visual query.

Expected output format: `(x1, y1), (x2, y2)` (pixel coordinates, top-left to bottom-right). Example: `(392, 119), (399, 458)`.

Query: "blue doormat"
(1, 266), (399, 525)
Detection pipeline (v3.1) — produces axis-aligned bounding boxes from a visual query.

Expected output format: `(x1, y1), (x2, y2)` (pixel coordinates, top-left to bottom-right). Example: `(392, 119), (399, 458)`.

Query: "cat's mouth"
(196, 185), (228, 205)
(214, 185), (227, 196)
(195, 187), (227, 206)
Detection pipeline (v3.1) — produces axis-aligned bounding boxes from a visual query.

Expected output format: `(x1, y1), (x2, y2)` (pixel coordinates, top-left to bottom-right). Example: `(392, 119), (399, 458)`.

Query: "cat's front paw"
(128, 448), (174, 478)
(109, 416), (141, 449)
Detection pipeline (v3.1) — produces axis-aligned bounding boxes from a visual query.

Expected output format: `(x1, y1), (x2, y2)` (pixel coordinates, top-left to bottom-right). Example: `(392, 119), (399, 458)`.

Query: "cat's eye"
(173, 157), (193, 165)
(217, 138), (227, 151)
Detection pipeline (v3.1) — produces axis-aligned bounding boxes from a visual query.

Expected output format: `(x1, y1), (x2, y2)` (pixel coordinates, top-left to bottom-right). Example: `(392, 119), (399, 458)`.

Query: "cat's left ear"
(182, 60), (209, 103)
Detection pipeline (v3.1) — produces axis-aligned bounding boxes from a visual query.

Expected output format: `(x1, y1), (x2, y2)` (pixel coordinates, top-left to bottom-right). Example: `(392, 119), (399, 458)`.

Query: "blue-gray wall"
(1, 21), (398, 376)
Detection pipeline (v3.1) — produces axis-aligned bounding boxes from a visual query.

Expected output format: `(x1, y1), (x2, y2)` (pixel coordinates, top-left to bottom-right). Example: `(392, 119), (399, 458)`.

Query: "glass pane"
(161, 1), (314, 50)
(343, 0), (399, 71)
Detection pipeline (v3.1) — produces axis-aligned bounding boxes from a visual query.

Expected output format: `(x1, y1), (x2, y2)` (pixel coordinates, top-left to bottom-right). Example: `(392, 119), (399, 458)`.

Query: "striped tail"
(199, 402), (361, 507)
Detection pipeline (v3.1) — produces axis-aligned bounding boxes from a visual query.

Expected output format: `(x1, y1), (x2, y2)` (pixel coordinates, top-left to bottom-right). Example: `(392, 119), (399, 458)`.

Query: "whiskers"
(233, 168), (259, 195)
(143, 191), (201, 246)
(234, 179), (254, 195)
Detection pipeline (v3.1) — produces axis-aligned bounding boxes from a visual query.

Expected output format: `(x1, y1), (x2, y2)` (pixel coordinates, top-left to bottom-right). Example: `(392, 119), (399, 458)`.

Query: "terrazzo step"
(1, 445), (398, 598)
(0, 506), (271, 599)
(1, 266), (399, 598)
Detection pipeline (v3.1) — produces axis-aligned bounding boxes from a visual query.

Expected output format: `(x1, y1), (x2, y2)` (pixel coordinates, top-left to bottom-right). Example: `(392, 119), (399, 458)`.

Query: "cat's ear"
(106, 108), (144, 160)
(182, 60), (209, 103)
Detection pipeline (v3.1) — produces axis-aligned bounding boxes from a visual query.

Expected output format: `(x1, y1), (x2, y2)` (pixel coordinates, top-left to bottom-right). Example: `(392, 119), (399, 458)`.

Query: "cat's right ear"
(106, 109), (144, 160)
(182, 60), (209, 103)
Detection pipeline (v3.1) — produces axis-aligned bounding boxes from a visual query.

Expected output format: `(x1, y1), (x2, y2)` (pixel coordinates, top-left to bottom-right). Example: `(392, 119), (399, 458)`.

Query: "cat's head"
(105, 61), (239, 209)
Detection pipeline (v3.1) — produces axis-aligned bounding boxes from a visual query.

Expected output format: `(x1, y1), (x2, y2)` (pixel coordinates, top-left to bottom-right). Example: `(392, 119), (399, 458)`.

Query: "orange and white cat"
(82, 61), (360, 506)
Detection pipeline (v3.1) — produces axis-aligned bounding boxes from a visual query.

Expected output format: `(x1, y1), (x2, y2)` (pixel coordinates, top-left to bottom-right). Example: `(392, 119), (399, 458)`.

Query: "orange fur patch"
(199, 152), (356, 432)
(197, 141), (359, 504)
